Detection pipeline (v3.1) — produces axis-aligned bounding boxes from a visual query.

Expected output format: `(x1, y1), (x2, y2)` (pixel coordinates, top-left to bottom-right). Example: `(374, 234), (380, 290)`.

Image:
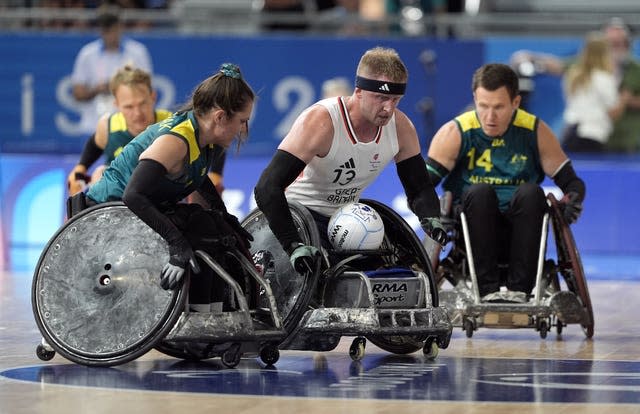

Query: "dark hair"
(180, 63), (255, 119)
(96, 5), (120, 29)
(472, 63), (520, 100)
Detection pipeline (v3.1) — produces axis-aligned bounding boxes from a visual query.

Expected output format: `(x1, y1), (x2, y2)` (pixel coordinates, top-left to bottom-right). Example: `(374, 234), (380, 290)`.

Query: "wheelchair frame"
(241, 199), (453, 361)
(32, 202), (285, 367)
(432, 193), (594, 339)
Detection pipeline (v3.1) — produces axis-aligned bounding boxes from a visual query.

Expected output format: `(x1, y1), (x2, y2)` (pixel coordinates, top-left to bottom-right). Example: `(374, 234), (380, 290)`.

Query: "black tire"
(259, 345), (280, 366)
(36, 344), (55, 361)
(464, 318), (474, 338)
(548, 194), (594, 339)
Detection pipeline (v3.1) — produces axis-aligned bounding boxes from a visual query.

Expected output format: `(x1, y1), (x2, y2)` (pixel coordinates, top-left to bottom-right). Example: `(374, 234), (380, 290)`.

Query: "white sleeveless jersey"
(285, 97), (400, 216)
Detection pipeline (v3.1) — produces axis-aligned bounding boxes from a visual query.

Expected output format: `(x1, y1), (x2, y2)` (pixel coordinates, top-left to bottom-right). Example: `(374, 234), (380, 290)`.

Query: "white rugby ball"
(327, 202), (385, 250)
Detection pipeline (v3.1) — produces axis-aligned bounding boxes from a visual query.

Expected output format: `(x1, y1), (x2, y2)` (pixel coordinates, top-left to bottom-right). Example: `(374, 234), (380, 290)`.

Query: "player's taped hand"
(420, 217), (449, 246)
(223, 212), (254, 249)
(287, 243), (321, 274)
(67, 165), (90, 195)
(160, 242), (200, 290)
(561, 191), (583, 224)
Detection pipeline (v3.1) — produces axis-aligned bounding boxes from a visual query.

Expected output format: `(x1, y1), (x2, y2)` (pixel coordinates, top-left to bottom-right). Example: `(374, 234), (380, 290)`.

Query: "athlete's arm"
(427, 120), (462, 173)
(208, 146), (226, 194)
(255, 105), (333, 252)
(394, 111), (448, 244)
(536, 120), (570, 177)
(67, 115), (111, 194)
(254, 149), (307, 252)
(92, 114), (109, 151)
(392, 110), (421, 162)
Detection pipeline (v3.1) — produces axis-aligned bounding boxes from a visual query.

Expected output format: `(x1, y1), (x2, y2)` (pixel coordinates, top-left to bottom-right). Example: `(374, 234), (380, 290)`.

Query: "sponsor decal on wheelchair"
(372, 281), (416, 307)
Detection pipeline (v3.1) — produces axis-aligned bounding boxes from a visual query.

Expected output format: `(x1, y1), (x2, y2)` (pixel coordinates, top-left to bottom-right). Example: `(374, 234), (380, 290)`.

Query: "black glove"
(420, 217), (449, 246)
(223, 211), (254, 249)
(161, 241), (200, 290)
(287, 242), (321, 274)
(561, 191), (583, 224)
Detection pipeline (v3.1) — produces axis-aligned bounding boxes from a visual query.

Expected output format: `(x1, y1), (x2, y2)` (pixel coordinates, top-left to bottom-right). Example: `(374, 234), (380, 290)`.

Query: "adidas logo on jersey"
(339, 158), (355, 169)
(378, 83), (390, 92)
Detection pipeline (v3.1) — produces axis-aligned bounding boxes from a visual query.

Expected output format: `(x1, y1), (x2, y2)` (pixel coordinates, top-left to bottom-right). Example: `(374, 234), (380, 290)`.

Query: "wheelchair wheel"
(31, 202), (187, 366)
(367, 335), (425, 355)
(548, 194), (594, 339)
(360, 199), (438, 355)
(241, 202), (322, 341)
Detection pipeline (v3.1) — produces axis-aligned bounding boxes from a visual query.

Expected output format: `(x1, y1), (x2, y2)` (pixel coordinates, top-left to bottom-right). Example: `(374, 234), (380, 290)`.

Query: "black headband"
(355, 75), (406, 95)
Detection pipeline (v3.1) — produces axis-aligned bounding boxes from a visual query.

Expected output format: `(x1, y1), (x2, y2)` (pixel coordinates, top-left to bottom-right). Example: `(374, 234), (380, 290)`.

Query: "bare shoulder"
(427, 120), (461, 170)
(94, 114), (111, 149)
(140, 134), (188, 175)
(279, 103), (334, 162)
(429, 120), (461, 150)
(394, 109), (418, 137)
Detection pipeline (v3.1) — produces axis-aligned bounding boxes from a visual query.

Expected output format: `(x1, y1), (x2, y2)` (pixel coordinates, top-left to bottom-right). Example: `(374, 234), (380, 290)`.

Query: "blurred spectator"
(321, 76), (352, 98)
(38, 0), (88, 30)
(315, 0), (373, 36)
(70, 4), (153, 135)
(510, 17), (640, 153)
(562, 32), (623, 153)
(604, 18), (640, 153)
(385, 0), (447, 36)
(260, 0), (337, 31)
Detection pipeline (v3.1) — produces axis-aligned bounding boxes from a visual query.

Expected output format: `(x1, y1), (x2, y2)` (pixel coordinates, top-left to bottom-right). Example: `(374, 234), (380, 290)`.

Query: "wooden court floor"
(1, 270), (639, 414)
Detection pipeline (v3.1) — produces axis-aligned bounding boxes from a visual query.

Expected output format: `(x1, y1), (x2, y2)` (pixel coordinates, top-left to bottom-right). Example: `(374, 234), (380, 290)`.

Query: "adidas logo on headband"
(355, 75), (406, 95)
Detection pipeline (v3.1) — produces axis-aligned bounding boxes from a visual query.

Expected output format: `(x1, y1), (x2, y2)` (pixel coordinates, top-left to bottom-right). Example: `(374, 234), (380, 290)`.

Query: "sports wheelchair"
(32, 202), (285, 367)
(241, 199), (453, 361)
(426, 192), (594, 339)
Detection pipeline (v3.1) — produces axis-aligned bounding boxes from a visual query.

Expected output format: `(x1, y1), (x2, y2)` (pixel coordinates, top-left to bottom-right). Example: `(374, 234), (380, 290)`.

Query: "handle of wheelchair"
(440, 191), (453, 217)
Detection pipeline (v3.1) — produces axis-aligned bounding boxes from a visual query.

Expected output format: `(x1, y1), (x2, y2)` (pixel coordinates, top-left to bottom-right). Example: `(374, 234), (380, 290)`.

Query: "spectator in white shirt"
(70, 5), (153, 135)
(562, 32), (628, 152)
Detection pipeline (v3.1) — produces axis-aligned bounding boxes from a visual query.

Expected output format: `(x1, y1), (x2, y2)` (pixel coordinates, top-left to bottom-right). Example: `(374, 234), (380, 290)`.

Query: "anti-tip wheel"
(259, 345), (280, 366)
(221, 344), (242, 368)
(463, 318), (474, 338)
(36, 344), (55, 361)
(538, 319), (549, 339)
(422, 338), (439, 360)
(349, 337), (366, 361)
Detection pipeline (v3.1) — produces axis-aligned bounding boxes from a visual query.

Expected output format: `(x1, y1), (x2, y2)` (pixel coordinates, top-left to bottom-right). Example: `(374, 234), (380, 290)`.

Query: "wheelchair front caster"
(422, 338), (439, 360)
(221, 343), (241, 368)
(259, 345), (280, 366)
(538, 319), (549, 339)
(463, 318), (475, 338)
(349, 337), (366, 361)
(36, 344), (55, 361)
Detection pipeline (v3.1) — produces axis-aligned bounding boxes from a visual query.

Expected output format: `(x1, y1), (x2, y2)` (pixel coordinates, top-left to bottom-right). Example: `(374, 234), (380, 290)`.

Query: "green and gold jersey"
(443, 108), (545, 211)
(103, 109), (172, 164)
(87, 110), (214, 204)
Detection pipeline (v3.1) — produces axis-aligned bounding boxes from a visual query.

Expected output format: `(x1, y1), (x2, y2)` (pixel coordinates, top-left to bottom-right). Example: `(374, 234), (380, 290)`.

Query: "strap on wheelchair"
(66, 192), (88, 219)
